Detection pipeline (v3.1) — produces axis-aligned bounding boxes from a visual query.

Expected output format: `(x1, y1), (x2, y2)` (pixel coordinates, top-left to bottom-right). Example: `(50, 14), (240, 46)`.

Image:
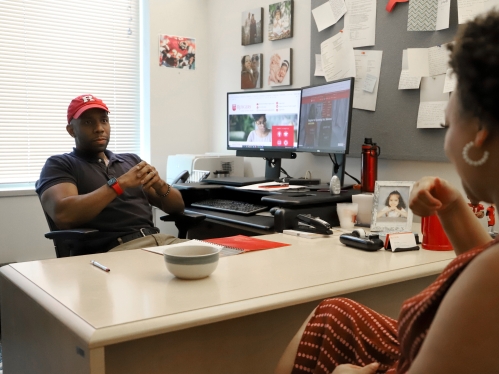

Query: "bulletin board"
(309, 0), (459, 161)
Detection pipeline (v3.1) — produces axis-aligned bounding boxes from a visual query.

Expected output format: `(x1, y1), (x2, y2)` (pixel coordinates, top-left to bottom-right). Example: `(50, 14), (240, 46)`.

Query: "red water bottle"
(361, 138), (380, 193)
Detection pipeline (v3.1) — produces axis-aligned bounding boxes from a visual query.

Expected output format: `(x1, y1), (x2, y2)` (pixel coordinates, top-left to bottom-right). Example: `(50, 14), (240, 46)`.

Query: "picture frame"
(241, 8), (263, 46)
(268, 48), (292, 87)
(241, 53), (263, 89)
(268, 1), (293, 41)
(159, 35), (196, 70)
(370, 181), (415, 233)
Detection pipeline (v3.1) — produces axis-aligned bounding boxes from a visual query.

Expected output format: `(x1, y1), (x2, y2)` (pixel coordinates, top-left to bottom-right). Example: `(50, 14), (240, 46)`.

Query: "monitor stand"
(264, 157), (282, 180)
(235, 150), (297, 181)
(203, 158), (282, 186)
(333, 153), (347, 187)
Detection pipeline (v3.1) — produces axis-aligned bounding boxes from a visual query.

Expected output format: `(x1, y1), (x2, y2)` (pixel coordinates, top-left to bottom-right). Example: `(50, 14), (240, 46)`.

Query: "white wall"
(148, 0), (211, 235)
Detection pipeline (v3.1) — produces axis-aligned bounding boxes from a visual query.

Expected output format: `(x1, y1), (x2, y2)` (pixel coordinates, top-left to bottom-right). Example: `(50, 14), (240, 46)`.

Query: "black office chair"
(43, 211), (206, 258)
(43, 170), (205, 257)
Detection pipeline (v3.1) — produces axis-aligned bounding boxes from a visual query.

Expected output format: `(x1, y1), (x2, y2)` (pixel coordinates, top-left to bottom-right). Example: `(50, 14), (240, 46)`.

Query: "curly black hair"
(448, 10), (499, 128)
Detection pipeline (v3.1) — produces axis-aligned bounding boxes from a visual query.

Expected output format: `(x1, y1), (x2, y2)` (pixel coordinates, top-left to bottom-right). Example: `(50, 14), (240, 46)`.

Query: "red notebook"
(202, 235), (290, 254)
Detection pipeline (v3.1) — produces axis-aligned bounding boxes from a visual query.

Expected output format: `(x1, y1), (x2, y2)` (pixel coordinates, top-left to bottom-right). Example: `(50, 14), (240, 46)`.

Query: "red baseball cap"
(67, 94), (109, 124)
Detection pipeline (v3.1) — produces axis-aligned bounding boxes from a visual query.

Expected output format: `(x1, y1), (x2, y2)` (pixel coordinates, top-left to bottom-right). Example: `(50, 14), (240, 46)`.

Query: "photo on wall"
(241, 8), (263, 46)
(241, 53), (263, 89)
(159, 34), (196, 70)
(268, 1), (293, 41)
(268, 48), (292, 87)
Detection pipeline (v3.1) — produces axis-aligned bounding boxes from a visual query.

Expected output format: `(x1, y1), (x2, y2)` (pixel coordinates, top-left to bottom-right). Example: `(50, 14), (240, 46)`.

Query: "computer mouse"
(269, 207), (280, 215)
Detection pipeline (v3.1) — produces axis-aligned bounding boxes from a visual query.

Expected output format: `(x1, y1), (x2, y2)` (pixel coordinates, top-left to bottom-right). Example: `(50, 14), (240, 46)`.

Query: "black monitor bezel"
(297, 77), (355, 155)
(226, 88), (303, 152)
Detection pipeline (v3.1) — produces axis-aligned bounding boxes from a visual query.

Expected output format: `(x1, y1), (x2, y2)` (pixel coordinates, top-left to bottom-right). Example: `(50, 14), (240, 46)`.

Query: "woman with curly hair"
(275, 10), (499, 374)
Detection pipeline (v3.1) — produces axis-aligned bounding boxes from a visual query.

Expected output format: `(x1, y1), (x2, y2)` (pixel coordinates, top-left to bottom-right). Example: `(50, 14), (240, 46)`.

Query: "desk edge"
(88, 260), (450, 348)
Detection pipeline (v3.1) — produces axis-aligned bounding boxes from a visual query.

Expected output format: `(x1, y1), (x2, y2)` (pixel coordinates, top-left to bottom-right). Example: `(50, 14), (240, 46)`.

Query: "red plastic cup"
(421, 214), (453, 251)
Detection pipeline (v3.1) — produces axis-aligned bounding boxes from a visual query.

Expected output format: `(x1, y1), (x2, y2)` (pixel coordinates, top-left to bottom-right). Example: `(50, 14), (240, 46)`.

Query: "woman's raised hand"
(409, 177), (461, 217)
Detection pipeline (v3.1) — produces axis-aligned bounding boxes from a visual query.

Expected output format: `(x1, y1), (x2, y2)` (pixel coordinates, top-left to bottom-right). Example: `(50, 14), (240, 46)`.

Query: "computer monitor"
(227, 88), (302, 180)
(297, 77), (355, 186)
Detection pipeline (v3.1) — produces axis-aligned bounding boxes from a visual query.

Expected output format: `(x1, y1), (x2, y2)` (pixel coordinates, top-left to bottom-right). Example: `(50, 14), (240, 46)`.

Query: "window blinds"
(0, 0), (140, 186)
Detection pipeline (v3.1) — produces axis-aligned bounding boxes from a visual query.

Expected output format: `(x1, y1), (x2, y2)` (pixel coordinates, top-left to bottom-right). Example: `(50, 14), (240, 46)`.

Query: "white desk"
(0, 232), (455, 374)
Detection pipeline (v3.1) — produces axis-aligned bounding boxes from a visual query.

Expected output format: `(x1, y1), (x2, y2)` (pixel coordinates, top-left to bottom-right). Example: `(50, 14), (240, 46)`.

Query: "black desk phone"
(339, 230), (384, 251)
(296, 214), (333, 235)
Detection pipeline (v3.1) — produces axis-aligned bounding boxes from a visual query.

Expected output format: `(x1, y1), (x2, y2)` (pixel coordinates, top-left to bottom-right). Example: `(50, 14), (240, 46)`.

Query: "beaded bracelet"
(159, 184), (171, 198)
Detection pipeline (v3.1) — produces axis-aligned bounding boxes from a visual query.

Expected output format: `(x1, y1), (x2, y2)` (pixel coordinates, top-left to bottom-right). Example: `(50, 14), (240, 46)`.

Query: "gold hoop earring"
(462, 141), (489, 167)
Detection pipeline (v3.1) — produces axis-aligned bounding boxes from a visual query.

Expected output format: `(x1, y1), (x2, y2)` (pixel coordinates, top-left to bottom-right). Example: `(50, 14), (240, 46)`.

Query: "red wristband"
(107, 177), (124, 196)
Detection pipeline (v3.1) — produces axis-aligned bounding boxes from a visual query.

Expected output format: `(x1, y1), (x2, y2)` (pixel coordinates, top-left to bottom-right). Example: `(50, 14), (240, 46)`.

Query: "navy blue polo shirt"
(36, 148), (155, 252)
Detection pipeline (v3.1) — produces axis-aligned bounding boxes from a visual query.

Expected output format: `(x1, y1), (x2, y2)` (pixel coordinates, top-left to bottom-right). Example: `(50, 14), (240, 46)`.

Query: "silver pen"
(90, 260), (110, 272)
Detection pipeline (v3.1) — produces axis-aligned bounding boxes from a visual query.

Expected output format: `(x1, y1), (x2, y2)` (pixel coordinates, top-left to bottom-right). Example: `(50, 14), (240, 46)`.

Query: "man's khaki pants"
(109, 234), (187, 252)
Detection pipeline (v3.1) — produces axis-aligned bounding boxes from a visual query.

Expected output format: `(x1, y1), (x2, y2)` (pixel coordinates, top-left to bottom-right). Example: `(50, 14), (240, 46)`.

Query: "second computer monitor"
(298, 77), (354, 154)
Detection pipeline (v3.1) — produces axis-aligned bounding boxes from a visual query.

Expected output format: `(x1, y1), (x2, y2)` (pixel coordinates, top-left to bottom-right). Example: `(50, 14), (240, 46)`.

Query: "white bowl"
(163, 244), (221, 279)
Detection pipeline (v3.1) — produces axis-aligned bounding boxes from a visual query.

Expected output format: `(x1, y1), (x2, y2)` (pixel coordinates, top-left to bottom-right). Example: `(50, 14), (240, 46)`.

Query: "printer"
(166, 153), (244, 184)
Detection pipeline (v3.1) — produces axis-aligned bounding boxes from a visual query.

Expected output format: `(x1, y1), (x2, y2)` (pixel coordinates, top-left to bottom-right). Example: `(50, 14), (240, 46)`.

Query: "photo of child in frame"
(268, 1), (293, 41)
(377, 190), (408, 219)
(268, 48), (291, 86)
(376, 187), (410, 224)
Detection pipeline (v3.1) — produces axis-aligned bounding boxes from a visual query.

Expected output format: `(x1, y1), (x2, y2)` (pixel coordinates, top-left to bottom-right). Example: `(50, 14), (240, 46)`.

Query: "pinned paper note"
(353, 50), (382, 111)
(312, 2), (336, 32)
(363, 74), (377, 93)
(328, 0), (348, 23)
(458, 0), (499, 24)
(417, 75), (449, 128)
(321, 31), (356, 82)
(443, 68), (456, 93)
(344, 0), (376, 48)
(399, 71), (422, 90)
(417, 101), (448, 128)
(436, 0), (451, 30)
(312, 0), (347, 32)
(399, 50), (421, 90)
(408, 0), (449, 31)
(314, 54), (325, 77)
(408, 44), (450, 77)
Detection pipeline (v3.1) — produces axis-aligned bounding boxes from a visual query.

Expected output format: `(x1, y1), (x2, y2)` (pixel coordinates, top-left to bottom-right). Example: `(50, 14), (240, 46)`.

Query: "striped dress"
(291, 237), (499, 374)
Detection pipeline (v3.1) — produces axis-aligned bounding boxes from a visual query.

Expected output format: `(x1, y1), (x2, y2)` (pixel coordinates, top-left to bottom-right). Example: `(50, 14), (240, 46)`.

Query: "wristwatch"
(107, 177), (124, 196)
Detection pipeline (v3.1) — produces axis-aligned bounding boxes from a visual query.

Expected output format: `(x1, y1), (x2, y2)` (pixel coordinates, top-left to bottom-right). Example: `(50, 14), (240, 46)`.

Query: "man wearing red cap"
(35, 94), (186, 255)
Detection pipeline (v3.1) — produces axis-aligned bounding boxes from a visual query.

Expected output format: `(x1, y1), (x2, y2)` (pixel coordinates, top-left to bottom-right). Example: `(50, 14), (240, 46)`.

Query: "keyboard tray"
(191, 199), (268, 215)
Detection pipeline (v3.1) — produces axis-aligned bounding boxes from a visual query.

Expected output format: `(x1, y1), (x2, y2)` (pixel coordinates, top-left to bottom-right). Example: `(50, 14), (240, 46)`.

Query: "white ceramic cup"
(336, 203), (359, 230)
(352, 194), (374, 226)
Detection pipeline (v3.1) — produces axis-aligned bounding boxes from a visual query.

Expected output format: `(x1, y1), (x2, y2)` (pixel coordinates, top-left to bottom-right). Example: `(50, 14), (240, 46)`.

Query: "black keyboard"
(191, 199), (268, 215)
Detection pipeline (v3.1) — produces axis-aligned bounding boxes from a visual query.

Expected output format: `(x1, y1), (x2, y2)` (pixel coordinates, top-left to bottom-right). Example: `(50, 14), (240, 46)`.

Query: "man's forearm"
(52, 185), (120, 229)
(160, 187), (185, 213)
(146, 183), (185, 214)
